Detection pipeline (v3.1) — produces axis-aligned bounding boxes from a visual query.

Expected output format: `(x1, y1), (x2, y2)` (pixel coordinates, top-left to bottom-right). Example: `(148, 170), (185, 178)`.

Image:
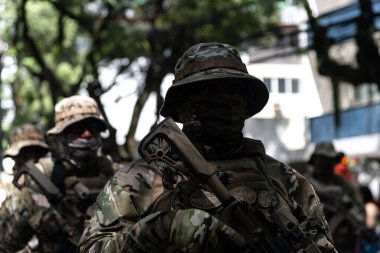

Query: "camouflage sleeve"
(122, 209), (246, 253)
(79, 160), (164, 253)
(0, 189), (35, 252)
(281, 162), (337, 252)
(300, 185), (337, 252)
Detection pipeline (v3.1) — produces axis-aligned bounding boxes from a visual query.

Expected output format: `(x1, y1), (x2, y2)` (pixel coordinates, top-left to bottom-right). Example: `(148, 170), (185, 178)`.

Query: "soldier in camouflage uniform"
(2, 124), (50, 170)
(0, 124), (50, 253)
(0, 96), (116, 253)
(79, 42), (336, 253)
(307, 141), (367, 253)
(0, 124), (50, 204)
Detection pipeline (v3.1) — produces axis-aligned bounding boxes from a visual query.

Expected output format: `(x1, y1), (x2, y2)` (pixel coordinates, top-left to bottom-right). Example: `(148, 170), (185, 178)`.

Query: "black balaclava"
(176, 81), (249, 160)
(59, 120), (102, 171)
(13, 146), (48, 171)
(312, 155), (339, 179)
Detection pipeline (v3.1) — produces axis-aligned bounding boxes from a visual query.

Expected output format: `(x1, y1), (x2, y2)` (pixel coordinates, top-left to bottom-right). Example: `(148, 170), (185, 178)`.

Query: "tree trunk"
(124, 85), (151, 160)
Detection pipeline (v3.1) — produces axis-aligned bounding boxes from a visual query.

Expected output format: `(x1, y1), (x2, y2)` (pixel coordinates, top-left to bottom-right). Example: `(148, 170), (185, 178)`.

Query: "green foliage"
(26, 2), (59, 48)
(56, 62), (82, 86)
(0, 0), (282, 153)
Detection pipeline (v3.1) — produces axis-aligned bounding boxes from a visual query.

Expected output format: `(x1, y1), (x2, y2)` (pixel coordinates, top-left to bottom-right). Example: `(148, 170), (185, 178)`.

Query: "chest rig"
(173, 158), (275, 213)
(52, 158), (113, 218)
(149, 154), (316, 253)
(139, 119), (321, 252)
(42, 157), (114, 245)
(175, 157), (296, 225)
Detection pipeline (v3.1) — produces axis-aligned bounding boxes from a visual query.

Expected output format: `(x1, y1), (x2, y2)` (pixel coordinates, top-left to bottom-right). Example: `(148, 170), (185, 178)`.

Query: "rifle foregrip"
(206, 174), (235, 205)
(299, 241), (322, 253)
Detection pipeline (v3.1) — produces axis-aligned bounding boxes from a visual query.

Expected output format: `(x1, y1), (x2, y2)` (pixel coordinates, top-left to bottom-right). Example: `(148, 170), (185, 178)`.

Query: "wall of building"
(248, 55), (323, 119)
(244, 0), (380, 163)
(309, 0), (355, 15)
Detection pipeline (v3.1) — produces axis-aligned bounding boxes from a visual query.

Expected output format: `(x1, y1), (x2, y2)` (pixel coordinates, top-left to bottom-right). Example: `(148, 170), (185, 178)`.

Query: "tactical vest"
(146, 139), (317, 252)
(30, 156), (115, 253)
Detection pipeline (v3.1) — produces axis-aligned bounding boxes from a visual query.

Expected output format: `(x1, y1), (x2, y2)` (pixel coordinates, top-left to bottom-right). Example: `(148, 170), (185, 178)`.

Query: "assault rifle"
(138, 117), (321, 253)
(13, 160), (62, 202)
(13, 160), (84, 245)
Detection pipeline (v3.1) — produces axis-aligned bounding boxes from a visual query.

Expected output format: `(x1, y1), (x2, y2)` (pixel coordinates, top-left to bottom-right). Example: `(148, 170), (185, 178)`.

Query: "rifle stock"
(139, 118), (234, 205)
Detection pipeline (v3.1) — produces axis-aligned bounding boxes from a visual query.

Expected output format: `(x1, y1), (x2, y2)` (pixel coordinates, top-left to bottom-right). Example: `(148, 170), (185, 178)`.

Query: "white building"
(243, 2), (322, 162)
(243, 0), (380, 165)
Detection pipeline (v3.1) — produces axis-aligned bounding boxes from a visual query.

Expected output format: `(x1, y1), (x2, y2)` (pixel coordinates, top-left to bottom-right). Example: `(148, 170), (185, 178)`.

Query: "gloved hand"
(122, 208), (246, 253)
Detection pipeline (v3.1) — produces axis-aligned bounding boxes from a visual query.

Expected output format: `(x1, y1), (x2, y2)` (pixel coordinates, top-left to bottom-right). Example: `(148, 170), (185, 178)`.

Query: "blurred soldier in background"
(79, 42), (336, 253)
(3, 124), (50, 170)
(307, 141), (367, 253)
(0, 123), (50, 253)
(0, 96), (116, 253)
(0, 123), (50, 203)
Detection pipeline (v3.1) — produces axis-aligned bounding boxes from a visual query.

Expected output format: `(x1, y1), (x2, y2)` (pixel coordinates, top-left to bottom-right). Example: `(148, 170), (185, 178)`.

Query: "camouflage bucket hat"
(47, 95), (107, 135)
(309, 141), (340, 164)
(160, 42), (269, 121)
(4, 124), (49, 157)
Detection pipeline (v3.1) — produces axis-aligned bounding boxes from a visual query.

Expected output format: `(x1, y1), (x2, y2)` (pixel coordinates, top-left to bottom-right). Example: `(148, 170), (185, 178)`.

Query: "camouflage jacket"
(0, 156), (116, 253)
(0, 184), (47, 253)
(79, 138), (337, 253)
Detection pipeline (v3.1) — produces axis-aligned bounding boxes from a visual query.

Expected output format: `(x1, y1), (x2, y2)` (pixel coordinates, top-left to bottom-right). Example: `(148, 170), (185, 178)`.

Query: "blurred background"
(1, 0), (380, 198)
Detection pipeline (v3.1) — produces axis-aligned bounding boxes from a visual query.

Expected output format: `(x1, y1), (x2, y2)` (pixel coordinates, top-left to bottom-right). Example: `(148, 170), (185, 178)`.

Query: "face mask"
(64, 137), (101, 168)
(313, 156), (337, 177)
(184, 116), (244, 142)
(60, 122), (102, 169)
(177, 82), (248, 159)
(13, 146), (48, 171)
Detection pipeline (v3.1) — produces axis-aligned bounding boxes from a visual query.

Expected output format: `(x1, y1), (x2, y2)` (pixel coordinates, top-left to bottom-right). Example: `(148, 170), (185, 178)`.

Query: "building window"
(354, 83), (380, 105)
(263, 78), (271, 92)
(278, 78), (285, 93)
(291, 79), (299, 93)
